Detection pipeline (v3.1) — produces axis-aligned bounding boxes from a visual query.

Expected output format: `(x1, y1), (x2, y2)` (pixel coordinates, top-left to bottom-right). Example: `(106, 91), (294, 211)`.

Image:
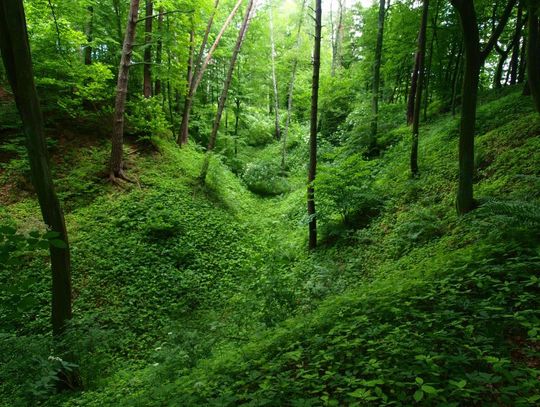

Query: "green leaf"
(415, 377), (424, 385)
(413, 390), (424, 402)
(421, 385), (437, 394)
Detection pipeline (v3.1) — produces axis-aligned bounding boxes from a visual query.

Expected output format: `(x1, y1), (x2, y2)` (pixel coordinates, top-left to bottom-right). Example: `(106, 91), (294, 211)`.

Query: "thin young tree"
(199, 0), (255, 183)
(410, 0), (429, 177)
(450, 0), (517, 214)
(154, 6), (164, 95)
(109, 0), (140, 182)
(269, 0), (281, 140)
(143, 0), (153, 98)
(369, 0), (388, 152)
(178, 0), (244, 145)
(527, 0), (540, 113)
(331, 0), (344, 77)
(282, 0), (307, 171)
(0, 0), (73, 339)
(308, 0), (322, 250)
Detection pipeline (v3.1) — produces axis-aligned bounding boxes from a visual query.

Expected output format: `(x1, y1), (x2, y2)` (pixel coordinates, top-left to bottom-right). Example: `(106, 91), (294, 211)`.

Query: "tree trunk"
(178, 0), (242, 146)
(494, 44), (511, 88)
(199, 0), (254, 183)
(509, 2), (524, 85)
(282, 0), (307, 171)
(84, 5), (93, 65)
(451, 42), (463, 116)
(411, 0), (429, 177)
(269, 2), (281, 140)
(527, 4), (540, 113)
(331, 0), (344, 77)
(154, 7), (164, 95)
(518, 29), (527, 83)
(110, 0), (140, 180)
(451, 0), (516, 215)
(369, 0), (387, 151)
(143, 0), (153, 98)
(307, 0), (322, 251)
(0, 0), (73, 339)
(423, 0), (440, 121)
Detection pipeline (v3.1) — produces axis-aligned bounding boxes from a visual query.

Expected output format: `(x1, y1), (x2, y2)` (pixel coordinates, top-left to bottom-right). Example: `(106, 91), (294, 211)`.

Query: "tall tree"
(154, 6), (164, 95)
(369, 0), (387, 152)
(331, 0), (344, 77)
(177, 0), (243, 145)
(269, 0), (281, 140)
(282, 0), (307, 170)
(308, 0), (322, 250)
(527, 0), (540, 113)
(0, 0), (73, 338)
(84, 4), (94, 65)
(143, 0), (153, 98)
(109, 0), (140, 181)
(410, 0), (429, 177)
(450, 0), (517, 214)
(199, 0), (255, 183)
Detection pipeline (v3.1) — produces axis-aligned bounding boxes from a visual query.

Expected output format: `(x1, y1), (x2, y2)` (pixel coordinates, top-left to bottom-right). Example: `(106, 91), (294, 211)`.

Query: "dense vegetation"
(1, 0), (539, 405)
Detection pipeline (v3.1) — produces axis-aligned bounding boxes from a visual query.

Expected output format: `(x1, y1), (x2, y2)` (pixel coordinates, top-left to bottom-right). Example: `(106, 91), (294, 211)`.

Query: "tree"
(109, 0), (140, 182)
(527, 0), (540, 113)
(450, 0), (516, 215)
(0, 0), (73, 339)
(331, 0), (344, 77)
(143, 0), (153, 98)
(282, 0), (307, 171)
(308, 0), (322, 250)
(269, 0), (281, 140)
(410, 0), (429, 177)
(178, 0), (244, 145)
(369, 0), (388, 152)
(199, 0), (255, 183)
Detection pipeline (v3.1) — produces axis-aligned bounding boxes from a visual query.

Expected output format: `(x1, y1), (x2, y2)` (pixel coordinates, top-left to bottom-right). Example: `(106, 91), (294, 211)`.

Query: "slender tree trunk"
(200, 0), (254, 183)
(494, 44), (511, 88)
(143, 0), (153, 98)
(527, 4), (540, 113)
(407, 51), (420, 125)
(411, 0), (429, 177)
(112, 0), (124, 46)
(451, 43), (463, 116)
(423, 0), (440, 121)
(307, 0), (322, 250)
(84, 6), (93, 65)
(518, 29), (527, 83)
(178, 0), (243, 145)
(154, 7), (164, 95)
(369, 0), (387, 151)
(282, 0), (306, 171)
(110, 0), (140, 180)
(331, 0), (344, 76)
(0, 0), (73, 340)
(510, 2), (524, 85)
(451, 0), (516, 215)
(269, 2), (281, 140)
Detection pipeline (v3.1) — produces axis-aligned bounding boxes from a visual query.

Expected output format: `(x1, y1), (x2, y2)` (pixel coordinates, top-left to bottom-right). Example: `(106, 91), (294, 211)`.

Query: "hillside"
(1, 86), (538, 406)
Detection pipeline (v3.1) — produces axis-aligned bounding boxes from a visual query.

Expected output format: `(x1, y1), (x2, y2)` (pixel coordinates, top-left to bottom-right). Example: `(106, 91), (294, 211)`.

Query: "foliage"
(242, 159), (289, 196)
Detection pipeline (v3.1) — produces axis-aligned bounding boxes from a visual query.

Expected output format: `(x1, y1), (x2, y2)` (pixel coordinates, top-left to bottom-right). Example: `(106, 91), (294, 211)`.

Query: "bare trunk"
(143, 0), (153, 98)
(154, 7), (164, 95)
(200, 0), (255, 183)
(331, 0), (344, 76)
(84, 6), (93, 65)
(411, 0), (429, 177)
(369, 0), (387, 151)
(269, 2), (281, 140)
(178, 0), (242, 145)
(282, 0), (307, 170)
(0, 0), (73, 339)
(110, 0), (140, 179)
(528, 5), (540, 113)
(509, 3), (524, 85)
(308, 0), (322, 250)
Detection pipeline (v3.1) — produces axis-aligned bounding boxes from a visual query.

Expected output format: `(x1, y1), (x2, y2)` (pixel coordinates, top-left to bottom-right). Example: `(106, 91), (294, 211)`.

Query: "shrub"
(242, 160), (289, 196)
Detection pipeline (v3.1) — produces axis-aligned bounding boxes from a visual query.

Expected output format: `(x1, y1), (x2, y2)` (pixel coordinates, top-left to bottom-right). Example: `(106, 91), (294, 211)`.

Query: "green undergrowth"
(1, 87), (539, 406)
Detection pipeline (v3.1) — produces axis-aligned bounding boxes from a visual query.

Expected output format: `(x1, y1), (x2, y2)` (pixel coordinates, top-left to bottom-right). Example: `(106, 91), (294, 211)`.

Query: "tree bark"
(494, 44), (511, 88)
(331, 0), (344, 77)
(269, 2), (281, 140)
(110, 0), (140, 180)
(199, 0), (254, 183)
(154, 7), (164, 95)
(369, 0), (387, 152)
(410, 0), (429, 177)
(510, 2), (524, 85)
(0, 0), (72, 338)
(451, 0), (516, 215)
(527, 4), (540, 113)
(178, 0), (243, 145)
(282, 0), (307, 171)
(307, 0), (322, 250)
(84, 5), (93, 65)
(143, 0), (153, 98)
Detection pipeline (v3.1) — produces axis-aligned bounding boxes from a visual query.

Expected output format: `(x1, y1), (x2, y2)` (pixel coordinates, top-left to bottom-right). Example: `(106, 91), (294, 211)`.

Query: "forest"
(0, 0), (539, 405)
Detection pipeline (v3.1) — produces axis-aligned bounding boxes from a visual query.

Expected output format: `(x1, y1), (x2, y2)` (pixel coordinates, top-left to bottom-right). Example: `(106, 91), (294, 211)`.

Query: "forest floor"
(1, 86), (540, 406)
